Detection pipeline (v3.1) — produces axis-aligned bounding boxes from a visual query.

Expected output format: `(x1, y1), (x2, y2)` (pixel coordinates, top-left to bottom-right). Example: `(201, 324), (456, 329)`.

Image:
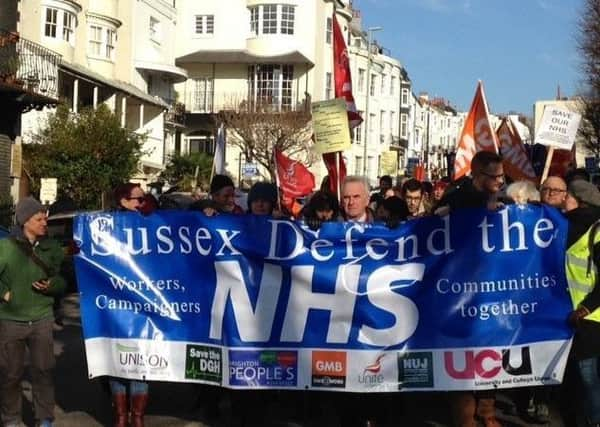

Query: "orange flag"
(496, 118), (537, 183)
(453, 81), (499, 180)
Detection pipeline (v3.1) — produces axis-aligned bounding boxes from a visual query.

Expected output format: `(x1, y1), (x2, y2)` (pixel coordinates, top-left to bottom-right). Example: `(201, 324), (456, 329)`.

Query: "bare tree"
(218, 101), (313, 182)
(577, 0), (600, 154)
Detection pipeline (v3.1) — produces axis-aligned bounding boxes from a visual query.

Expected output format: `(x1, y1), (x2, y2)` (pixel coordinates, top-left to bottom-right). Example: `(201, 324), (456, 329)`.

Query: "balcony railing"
(185, 90), (308, 114)
(0, 28), (60, 100)
(391, 136), (408, 149)
(165, 102), (185, 126)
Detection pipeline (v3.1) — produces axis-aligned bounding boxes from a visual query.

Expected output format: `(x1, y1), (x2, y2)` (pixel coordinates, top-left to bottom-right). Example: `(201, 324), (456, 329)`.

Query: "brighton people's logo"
(229, 350), (298, 388)
(185, 345), (222, 384)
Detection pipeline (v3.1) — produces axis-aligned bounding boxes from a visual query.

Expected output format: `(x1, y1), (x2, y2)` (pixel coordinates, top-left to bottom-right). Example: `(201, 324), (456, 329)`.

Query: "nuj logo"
(444, 347), (532, 380)
(358, 354), (385, 385)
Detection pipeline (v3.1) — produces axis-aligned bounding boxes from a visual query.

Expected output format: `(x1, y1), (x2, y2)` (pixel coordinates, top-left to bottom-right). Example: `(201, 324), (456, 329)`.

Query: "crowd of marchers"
(3, 150), (600, 427)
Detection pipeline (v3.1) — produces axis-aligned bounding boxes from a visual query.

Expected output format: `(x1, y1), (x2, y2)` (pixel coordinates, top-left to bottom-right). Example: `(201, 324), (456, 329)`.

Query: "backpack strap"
(8, 236), (53, 279)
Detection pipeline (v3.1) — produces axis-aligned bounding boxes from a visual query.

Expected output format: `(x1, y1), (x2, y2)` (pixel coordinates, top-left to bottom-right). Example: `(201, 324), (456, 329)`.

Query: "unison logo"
(116, 343), (168, 370)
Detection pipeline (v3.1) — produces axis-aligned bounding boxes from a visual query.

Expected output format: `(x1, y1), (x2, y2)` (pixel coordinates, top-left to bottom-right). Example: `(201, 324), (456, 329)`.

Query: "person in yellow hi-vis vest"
(565, 179), (600, 427)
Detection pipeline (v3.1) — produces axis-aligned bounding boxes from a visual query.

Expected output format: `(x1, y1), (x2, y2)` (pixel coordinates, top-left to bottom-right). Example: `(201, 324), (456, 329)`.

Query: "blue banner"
(74, 205), (573, 391)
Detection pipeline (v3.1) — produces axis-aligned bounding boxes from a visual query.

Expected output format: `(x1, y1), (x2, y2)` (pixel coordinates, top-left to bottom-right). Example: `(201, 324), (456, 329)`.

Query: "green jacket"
(0, 231), (66, 322)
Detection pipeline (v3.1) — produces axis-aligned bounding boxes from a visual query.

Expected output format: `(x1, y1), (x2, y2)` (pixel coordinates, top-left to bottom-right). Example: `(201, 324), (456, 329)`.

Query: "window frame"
(325, 72), (332, 100)
(88, 24), (116, 61)
(248, 64), (294, 111)
(326, 17), (332, 44)
(401, 88), (409, 106)
(248, 4), (296, 36)
(401, 113), (408, 138)
(358, 68), (366, 93)
(195, 14), (215, 36)
(189, 77), (214, 113)
(44, 7), (58, 38)
(149, 16), (161, 44)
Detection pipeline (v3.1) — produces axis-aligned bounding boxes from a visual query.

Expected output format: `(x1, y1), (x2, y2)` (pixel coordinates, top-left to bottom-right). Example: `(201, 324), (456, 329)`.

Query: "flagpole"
(336, 151), (342, 200)
(541, 147), (554, 184)
(273, 149), (282, 211)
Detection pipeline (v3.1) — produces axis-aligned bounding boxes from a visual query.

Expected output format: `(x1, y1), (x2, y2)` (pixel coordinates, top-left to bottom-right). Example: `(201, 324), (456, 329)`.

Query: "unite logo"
(311, 351), (347, 388)
(444, 347), (532, 380)
(357, 354), (386, 387)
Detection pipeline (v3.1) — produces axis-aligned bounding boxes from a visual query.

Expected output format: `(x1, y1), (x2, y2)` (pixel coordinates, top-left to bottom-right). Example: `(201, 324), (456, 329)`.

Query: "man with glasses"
(437, 151), (505, 214)
(401, 178), (427, 218)
(436, 150), (504, 427)
(540, 176), (568, 209)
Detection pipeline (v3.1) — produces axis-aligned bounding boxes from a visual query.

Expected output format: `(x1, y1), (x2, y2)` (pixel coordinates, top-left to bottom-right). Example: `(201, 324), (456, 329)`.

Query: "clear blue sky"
(354, 0), (583, 116)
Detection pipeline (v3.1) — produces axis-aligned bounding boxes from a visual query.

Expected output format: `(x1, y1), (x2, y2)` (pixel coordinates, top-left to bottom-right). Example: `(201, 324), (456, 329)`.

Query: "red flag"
(453, 81), (499, 180)
(414, 164), (426, 181)
(333, 14), (362, 128)
(549, 148), (576, 177)
(496, 118), (537, 183)
(322, 152), (347, 196)
(275, 149), (315, 198)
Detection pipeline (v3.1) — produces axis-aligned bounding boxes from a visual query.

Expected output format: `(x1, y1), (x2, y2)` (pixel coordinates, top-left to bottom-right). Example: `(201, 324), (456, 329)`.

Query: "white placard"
(40, 178), (57, 205)
(534, 107), (582, 150)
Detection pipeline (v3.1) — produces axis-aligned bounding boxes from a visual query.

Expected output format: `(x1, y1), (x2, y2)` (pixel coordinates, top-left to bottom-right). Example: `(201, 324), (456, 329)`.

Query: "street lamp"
(362, 26), (383, 179)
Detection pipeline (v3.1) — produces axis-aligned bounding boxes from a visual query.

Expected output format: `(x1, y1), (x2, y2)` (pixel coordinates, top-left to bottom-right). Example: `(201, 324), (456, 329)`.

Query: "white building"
(15, 0), (187, 196)
(173, 0), (411, 187)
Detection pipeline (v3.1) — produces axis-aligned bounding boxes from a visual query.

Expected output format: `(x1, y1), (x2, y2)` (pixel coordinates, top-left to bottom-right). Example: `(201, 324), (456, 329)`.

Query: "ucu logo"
(444, 347), (532, 379)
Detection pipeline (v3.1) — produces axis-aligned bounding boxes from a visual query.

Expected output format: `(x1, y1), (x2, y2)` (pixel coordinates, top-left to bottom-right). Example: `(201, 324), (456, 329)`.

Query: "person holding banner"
(0, 197), (65, 427)
(246, 182), (278, 216)
(193, 174), (244, 216)
(436, 151), (505, 427)
(341, 176), (374, 223)
(109, 183), (150, 427)
(540, 176), (568, 209)
(564, 179), (600, 427)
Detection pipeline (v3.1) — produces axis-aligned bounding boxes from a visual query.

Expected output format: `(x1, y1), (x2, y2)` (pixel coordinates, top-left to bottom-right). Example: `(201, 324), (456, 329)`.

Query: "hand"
(306, 217), (323, 231)
(434, 206), (450, 216)
(385, 217), (400, 229)
(32, 279), (50, 293)
(568, 306), (591, 328)
(203, 207), (217, 217)
(2, 291), (9, 302)
(271, 209), (285, 219)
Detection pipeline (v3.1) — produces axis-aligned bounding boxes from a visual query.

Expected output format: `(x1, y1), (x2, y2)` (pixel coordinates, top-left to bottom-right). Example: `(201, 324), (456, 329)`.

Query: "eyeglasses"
(126, 196), (145, 202)
(480, 171), (505, 180)
(541, 187), (566, 195)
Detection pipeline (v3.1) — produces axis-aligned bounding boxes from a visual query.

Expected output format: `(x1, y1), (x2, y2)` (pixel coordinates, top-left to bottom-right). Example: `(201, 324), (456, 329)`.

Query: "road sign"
(241, 163), (259, 178)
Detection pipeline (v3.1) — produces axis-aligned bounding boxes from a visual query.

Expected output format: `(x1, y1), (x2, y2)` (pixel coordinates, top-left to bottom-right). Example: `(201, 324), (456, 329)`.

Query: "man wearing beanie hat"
(193, 174), (244, 215)
(247, 182), (278, 215)
(0, 196), (65, 427)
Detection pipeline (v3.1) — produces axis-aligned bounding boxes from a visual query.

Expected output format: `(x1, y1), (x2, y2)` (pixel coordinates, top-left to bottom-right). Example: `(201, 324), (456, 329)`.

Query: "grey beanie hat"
(15, 196), (45, 226)
(568, 180), (600, 207)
